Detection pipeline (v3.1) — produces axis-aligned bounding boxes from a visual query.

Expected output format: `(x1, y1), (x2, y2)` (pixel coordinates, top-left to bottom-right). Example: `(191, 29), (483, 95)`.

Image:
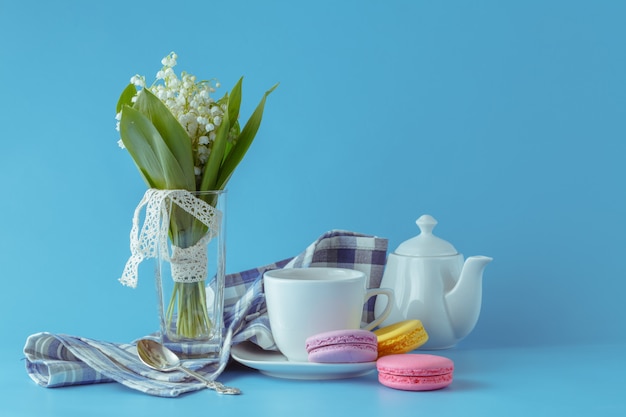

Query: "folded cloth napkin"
(23, 230), (388, 397)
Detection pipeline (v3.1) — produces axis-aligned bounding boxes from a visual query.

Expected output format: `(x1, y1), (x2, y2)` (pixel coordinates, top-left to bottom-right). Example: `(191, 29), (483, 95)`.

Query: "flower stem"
(166, 280), (212, 339)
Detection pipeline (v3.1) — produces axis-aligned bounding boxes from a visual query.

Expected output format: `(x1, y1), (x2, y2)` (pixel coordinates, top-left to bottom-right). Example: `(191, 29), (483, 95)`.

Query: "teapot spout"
(444, 256), (493, 341)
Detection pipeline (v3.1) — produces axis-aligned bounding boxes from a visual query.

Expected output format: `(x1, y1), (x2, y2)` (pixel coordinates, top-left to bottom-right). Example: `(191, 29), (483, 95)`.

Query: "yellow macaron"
(374, 320), (429, 357)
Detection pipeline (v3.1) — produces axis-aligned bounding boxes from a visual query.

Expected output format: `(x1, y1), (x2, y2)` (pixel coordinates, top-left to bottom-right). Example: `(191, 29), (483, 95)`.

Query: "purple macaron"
(305, 329), (378, 363)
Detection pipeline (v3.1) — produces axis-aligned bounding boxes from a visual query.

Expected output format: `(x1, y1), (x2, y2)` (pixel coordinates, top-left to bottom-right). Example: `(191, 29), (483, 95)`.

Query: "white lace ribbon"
(119, 189), (219, 288)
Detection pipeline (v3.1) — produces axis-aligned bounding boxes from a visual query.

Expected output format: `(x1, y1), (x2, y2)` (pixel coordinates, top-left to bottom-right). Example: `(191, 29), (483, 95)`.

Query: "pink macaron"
(376, 354), (454, 391)
(305, 329), (378, 363)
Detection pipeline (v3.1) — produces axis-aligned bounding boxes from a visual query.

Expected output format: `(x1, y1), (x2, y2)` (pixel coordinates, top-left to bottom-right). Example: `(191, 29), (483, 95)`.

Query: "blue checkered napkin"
(228, 230), (389, 348)
(286, 230), (388, 324)
(24, 333), (207, 397)
(23, 276), (271, 397)
(23, 230), (388, 397)
(22, 278), (266, 397)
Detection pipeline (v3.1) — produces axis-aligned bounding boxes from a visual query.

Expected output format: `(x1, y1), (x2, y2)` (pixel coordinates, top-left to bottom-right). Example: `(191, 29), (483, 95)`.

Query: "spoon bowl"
(136, 339), (241, 395)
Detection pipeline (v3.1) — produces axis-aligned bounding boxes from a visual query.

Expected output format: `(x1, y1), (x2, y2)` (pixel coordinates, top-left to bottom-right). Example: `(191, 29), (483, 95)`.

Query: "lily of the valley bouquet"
(117, 52), (276, 344)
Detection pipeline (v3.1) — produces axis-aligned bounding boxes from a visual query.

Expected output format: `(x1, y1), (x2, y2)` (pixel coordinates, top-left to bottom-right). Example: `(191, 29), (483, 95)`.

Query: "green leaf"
(116, 84), (137, 114)
(133, 89), (196, 190)
(228, 77), (243, 129)
(119, 105), (189, 189)
(216, 82), (278, 189)
(222, 120), (241, 164)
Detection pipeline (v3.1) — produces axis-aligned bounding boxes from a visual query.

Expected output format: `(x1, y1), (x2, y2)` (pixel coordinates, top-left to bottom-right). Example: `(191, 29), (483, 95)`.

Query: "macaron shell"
(308, 343), (378, 363)
(378, 371), (453, 391)
(374, 320), (429, 357)
(306, 329), (377, 351)
(306, 329), (378, 363)
(376, 354), (454, 391)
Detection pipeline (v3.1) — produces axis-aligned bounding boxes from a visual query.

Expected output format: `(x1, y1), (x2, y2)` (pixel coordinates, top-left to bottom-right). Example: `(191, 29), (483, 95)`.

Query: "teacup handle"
(361, 288), (394, 331)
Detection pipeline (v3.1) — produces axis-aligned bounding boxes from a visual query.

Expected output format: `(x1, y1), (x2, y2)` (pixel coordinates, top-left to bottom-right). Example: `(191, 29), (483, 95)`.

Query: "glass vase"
(155, 190), (226, 358)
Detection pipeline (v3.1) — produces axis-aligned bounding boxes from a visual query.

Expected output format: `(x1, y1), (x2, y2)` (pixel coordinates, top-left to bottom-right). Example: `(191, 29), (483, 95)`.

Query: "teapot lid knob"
(394, 214), (458, 257)
(416, 214), (437, 235)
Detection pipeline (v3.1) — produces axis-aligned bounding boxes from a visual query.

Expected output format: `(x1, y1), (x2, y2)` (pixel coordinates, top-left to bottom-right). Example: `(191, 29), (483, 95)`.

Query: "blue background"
(1, 0), (625, 415)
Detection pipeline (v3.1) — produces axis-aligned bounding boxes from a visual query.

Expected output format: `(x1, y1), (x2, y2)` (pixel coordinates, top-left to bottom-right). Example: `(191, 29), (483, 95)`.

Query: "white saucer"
(230, 341), (377, 380)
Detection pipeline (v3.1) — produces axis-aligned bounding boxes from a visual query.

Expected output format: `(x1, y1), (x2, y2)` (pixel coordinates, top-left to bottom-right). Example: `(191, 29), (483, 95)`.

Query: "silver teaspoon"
(136, 339), (241, 395)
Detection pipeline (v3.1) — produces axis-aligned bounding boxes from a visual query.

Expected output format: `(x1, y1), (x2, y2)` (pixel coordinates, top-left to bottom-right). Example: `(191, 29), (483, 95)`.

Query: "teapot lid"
(394, 214), (458, 256)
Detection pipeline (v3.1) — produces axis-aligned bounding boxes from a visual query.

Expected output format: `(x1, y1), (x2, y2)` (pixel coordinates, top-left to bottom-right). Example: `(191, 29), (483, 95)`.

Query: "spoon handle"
(177, 366), (241, 395)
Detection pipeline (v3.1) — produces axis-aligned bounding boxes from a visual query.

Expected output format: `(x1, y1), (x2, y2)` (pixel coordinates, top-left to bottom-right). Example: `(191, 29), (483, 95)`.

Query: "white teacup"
(263, 267), (394, 362)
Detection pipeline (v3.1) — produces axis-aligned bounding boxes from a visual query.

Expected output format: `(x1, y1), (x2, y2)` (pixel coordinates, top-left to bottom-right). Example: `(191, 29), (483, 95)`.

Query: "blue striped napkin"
(23, 230), (388, 397)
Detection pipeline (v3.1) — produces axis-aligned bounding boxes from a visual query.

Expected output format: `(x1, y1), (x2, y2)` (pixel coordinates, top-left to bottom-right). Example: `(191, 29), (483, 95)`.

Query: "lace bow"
(119, 189), (219, 288)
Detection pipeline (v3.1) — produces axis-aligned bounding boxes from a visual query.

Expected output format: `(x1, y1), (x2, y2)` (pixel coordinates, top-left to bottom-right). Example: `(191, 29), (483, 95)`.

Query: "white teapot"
(375, 214), (492, 349)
